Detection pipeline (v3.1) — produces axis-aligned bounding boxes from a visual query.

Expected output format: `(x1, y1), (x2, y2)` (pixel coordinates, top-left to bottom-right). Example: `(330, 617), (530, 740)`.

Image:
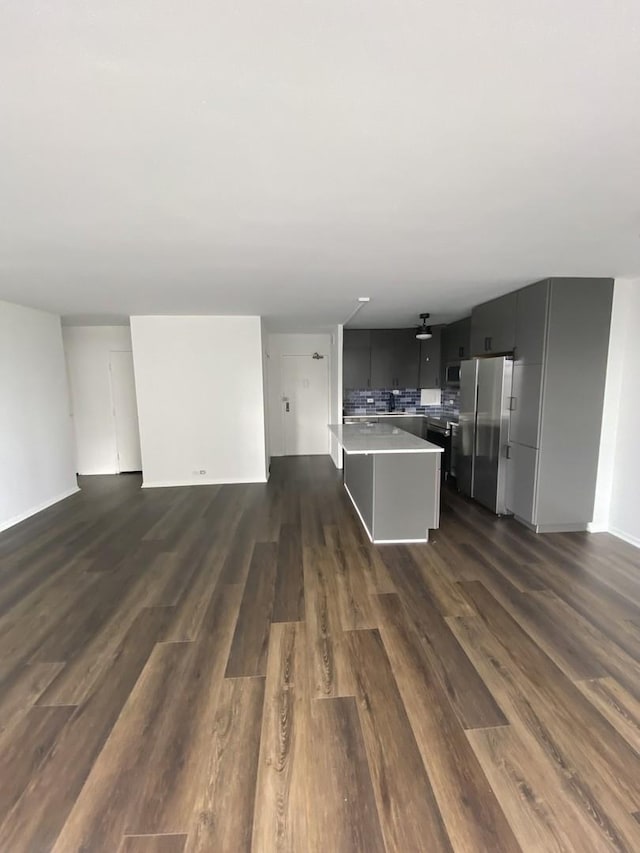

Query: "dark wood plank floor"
(1, 456), (639, 851)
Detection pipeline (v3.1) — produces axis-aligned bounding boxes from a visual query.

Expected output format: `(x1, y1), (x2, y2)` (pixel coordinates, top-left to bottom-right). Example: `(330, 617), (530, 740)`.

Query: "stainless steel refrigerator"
(457, 357), (513, 515)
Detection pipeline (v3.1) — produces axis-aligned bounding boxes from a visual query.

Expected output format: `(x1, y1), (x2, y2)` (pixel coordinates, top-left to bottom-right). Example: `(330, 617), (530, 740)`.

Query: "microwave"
(445, 364), (461, 386)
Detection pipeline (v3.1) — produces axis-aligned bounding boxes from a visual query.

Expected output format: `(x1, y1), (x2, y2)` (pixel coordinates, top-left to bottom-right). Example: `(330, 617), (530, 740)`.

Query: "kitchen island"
(329, 422), (443, 544)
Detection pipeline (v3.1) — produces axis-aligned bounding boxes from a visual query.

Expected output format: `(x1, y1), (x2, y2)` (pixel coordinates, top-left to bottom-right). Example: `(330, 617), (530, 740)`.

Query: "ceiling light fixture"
(415, 313), (433, 340)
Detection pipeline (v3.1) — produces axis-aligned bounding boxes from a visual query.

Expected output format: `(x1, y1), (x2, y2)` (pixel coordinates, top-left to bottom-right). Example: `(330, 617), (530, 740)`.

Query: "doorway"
(109, 351), (142, 472)
(280, 353), (330, 455)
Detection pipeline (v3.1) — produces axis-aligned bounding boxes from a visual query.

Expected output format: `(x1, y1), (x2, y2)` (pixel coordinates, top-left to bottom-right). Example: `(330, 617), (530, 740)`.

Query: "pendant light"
(415, 313), (433, 340)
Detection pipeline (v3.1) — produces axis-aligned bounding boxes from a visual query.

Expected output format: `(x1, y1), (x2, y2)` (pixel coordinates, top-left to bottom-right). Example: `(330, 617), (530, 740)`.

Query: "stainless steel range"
(425, 417), (457, 482)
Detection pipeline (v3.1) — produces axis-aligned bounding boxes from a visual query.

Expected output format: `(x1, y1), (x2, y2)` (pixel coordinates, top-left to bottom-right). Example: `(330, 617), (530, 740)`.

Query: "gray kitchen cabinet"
(505, 277), (613, 531)
(509, 363), (543, 448)
(395, 332), (421, 387)
(470, 291), (517, 355)
(418, 327), (442, 388)
(370, 330), (420, 388)
(442, 317), (471, 363)
(441, 316), (471, 384)
(515, 280), (548, 364)
(343, 330), (371, 389)
(385, 416), (424, 437)
(369, 331), (394, 388)
(506, 443), (538, 523)
(535, 279), (613, 529)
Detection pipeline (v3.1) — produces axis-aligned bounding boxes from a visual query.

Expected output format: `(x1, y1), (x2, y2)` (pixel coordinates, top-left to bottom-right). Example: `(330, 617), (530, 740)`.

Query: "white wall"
(330, 324), (343, 469)
(63, 325), (136, 474)
(260, 318), (271, 479)
(607, 280), (640, 545)
(591, 279), (640, 546)
(130, 315), (267, 487)
(0, 300), (78, 531)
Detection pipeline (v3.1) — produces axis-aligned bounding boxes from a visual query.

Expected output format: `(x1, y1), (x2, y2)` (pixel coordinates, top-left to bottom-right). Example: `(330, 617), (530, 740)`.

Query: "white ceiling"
(1, 1), (639, 328)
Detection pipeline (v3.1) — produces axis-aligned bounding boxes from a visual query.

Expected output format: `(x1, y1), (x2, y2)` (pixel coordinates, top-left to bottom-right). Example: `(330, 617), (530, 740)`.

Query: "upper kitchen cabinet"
(442, 316), (471, 364)
(418, 326), (442, 388)
(470, 291), (517, 355)
(370, 330), (395, 388)
(441, 317), (470, 384)
(343, 329), (371, 388)
(370, 330), (420, 388)
(515, 280), (549, 364)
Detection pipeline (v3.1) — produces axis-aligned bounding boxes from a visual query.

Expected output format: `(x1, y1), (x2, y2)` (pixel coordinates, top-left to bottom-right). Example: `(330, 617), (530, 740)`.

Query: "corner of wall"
(330, 324), (344, 469)
(130, 314), (268, 486)
(590, 278), (638, 544)
(0, 300), (78, 531)
(260, 318), (271, 481)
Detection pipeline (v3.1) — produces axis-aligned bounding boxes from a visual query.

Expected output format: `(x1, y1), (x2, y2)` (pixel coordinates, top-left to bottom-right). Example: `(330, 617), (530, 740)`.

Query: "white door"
(109, 351), (142, 472)
(281, 354), (330, 455)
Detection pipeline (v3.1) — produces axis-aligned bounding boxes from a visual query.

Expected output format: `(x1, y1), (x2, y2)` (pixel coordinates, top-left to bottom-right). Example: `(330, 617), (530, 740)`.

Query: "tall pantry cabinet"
(505, 277), (613, 532)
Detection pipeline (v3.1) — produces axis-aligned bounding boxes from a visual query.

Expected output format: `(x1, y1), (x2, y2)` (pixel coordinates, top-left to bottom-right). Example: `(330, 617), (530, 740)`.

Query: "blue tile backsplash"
(344, 387), (460, 417)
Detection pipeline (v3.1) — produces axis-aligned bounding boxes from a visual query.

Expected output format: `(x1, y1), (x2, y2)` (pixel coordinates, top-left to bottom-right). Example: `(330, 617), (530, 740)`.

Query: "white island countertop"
(329, 422), (444, 455)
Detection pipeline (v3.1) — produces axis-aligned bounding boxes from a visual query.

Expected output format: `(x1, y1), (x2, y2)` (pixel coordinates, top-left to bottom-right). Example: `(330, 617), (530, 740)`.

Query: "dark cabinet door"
(370, 330), (395, 388)
(343, 330), (371, 388)
(442, 324), (456, 365)
(515, 280), (548, 364)
(370, 330), (420, 389)
(470, 292), (517, 355)
(418, 327), (442, 388)
(451, 316), (471, 361)
(441, 317), (471, 383)
(394, 332), (421, 388)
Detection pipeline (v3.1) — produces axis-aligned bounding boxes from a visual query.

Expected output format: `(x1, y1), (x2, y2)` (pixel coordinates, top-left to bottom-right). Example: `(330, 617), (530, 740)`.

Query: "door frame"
(108, 349), (142, 473)
(279, 351), (331, 456)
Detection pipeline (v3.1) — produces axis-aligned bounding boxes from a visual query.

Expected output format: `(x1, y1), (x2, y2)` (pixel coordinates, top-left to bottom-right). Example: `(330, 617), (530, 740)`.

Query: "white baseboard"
(343, 483), (374, 543)
(141, 477), (268, 489)
(0, 486), (81, 533)
(609, 526), (640, 549)
(586, 520), (640, 548)
(374, 537), (429, 544)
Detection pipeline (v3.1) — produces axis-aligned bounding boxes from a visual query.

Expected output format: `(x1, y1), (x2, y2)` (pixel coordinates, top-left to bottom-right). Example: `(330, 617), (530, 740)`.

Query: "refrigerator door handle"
(474, 413), (480, 460)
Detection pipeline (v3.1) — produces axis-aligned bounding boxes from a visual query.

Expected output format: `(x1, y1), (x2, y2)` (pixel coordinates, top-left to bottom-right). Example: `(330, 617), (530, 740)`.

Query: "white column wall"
(0, 300), (77, 531)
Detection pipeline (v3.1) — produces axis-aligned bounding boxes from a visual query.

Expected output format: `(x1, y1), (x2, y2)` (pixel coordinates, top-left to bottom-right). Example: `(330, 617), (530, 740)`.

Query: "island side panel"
(372, 453), (441, 543)
(343, 452), (375, 538)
